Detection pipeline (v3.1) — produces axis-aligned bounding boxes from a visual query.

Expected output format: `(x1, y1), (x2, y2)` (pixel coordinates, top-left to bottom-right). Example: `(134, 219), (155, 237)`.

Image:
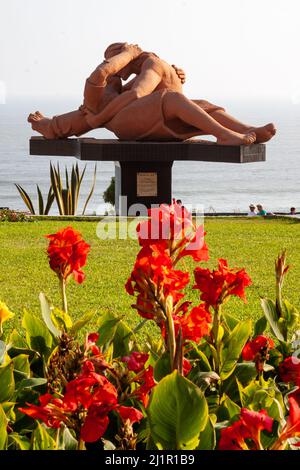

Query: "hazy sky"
(1, 0), (300, 103)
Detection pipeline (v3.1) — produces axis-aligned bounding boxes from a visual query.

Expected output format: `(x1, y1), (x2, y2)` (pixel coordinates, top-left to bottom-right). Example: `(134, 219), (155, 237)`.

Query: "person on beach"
(28, 43), (276, 146)
(247, 204), (257, 216)
(290, 207), (297, 216)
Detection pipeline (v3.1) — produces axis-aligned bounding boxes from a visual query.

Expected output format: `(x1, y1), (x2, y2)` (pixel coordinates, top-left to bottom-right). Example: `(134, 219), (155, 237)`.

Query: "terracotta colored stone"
(28, 43), (276, 146)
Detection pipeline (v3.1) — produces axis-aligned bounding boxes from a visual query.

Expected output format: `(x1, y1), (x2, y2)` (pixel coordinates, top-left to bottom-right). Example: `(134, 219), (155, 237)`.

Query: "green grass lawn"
(0, 217), (299, 338)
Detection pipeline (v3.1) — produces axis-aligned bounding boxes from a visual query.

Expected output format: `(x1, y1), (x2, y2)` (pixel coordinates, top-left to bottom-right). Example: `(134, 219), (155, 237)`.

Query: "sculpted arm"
(86, 58), (162, 128)
(88, 45), (142, 86)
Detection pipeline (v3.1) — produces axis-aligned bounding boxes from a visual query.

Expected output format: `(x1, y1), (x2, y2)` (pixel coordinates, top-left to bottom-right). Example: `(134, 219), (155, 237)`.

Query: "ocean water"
(0, 98), (300, 214)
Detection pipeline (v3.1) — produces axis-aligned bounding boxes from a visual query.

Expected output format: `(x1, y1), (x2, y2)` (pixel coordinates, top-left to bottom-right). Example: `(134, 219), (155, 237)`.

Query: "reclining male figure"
(28, 43), (276, 145)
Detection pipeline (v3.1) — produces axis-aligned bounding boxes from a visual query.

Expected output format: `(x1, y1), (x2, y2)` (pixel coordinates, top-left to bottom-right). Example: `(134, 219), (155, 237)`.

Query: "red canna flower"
(219, 419), (251, 450)
(183, 357), (192, 376)
(242, 335), (275, 361)
(179, 305), (212, 343)
(160, 305), (211, 347)
(280, 397), (300, 440)
(20, 361), (132, 443)
(64, 362), (118, 412)
(85, 332), (101, 355)
(117, 406), (144, 424)
(279, 357), (300, 386)
(194, 259), (252, 309)
(122, 351), (149, 372)
(80, 404), (111, 442)
(137, 203), (192, 246)
(46, 226), (90, 284)
(136, 202), (208, 263)
(288, 387), (300, 404)
(218, 408), (273, 450)
(126, 245), (189, 321)
(177, 225), (209, 263)
(240, 408), (273, 448)
(272, 397), (300, 449)
(133, 366), (156, 407)
(19, 394), (71, 429)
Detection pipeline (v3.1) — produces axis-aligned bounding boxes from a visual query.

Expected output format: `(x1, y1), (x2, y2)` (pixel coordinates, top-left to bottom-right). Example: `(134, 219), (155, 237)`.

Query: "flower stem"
(165, 296), (176, 370)
(212, 305), (221, 373)
(78, 438), (85, 450)
(60, 278), (68, 313)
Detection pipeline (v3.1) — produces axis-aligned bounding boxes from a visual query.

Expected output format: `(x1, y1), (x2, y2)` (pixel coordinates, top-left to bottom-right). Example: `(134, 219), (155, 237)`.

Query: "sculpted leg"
(209, 109), (276, 143)
(28, 112), (56, 139)
(162, 92), (256, 145)
(28, 109), (91, 139)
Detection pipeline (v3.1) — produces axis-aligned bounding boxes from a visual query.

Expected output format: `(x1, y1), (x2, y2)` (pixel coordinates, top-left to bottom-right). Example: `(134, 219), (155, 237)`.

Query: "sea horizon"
(1, 97), (300, 215)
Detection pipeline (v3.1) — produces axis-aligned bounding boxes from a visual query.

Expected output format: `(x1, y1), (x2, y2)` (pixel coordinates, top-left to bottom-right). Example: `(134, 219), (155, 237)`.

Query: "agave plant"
(15, 184), (55, 215)
(15, 163), (97, 216)
(50, 162), (97, 216)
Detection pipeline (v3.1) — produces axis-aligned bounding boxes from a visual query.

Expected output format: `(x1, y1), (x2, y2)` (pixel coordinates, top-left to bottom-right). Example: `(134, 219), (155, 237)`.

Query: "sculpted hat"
(104, 42), (126, 59)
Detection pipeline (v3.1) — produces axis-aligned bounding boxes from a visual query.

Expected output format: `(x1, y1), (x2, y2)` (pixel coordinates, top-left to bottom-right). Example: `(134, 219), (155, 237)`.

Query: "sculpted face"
(104, 42), (126, 60)
(104, 42), (135, 80)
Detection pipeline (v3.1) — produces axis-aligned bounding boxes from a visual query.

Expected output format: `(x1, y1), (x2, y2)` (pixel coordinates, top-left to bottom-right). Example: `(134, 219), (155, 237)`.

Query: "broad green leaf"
(70, 311), (95, 336)
(39, 293), (61, 338)
(7, 330), (37, 361)
(102, 439), (116, 450)
(97, 311), (134, 357)
(0, 404), (8, 450)
(153, 352), (172, 382)
(2, 402), (16, 415)
(58, 425), (78, 450)
(189, 344), (211, 371)
(260, 298), (285, 341)
(8, 329), (28, 349)
(220, 320), (252, 380)
(252, 389), (284, 422)
(223, 362), (257, 402)
(51, 308), (73, 332)
(8, 433), (31, 450)
(237, 377), (285, 423)
(1, 401), (16, 423)
(148, 370), (208, 450)
(0, 362), (15, 402)
(12, 354), (30, 379)
(113, 321), (134, 357)
(222, 312), (240, 331)
(197, 416), (216, 450)
(0, 341), (6, 365)
(254, 316), (268, 336)
(22, 311), (53, 358)
(97, 314), (120, 346)
(17, 377), (47, 391)
(32, 423), (57, 450)
(282, 299), (300, 329)
(218, 394), (241, 421)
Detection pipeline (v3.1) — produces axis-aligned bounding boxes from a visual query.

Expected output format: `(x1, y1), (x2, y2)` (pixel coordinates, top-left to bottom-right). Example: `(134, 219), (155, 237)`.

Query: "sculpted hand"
(122, 43), (143, 60)
(172, 65), (186, 84)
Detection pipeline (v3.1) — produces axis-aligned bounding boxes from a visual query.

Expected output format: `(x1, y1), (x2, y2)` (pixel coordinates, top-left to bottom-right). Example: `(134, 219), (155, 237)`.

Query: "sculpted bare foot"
(217, 130), (256, 146)
(248, 123), (276, 143)
(28, 111), (56, 139)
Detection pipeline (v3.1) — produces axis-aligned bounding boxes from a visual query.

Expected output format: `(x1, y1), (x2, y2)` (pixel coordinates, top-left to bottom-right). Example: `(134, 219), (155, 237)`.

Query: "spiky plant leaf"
(36, 185), (44, 215)
(82, 164), (97, 215)
(15, 184), (35, 214)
